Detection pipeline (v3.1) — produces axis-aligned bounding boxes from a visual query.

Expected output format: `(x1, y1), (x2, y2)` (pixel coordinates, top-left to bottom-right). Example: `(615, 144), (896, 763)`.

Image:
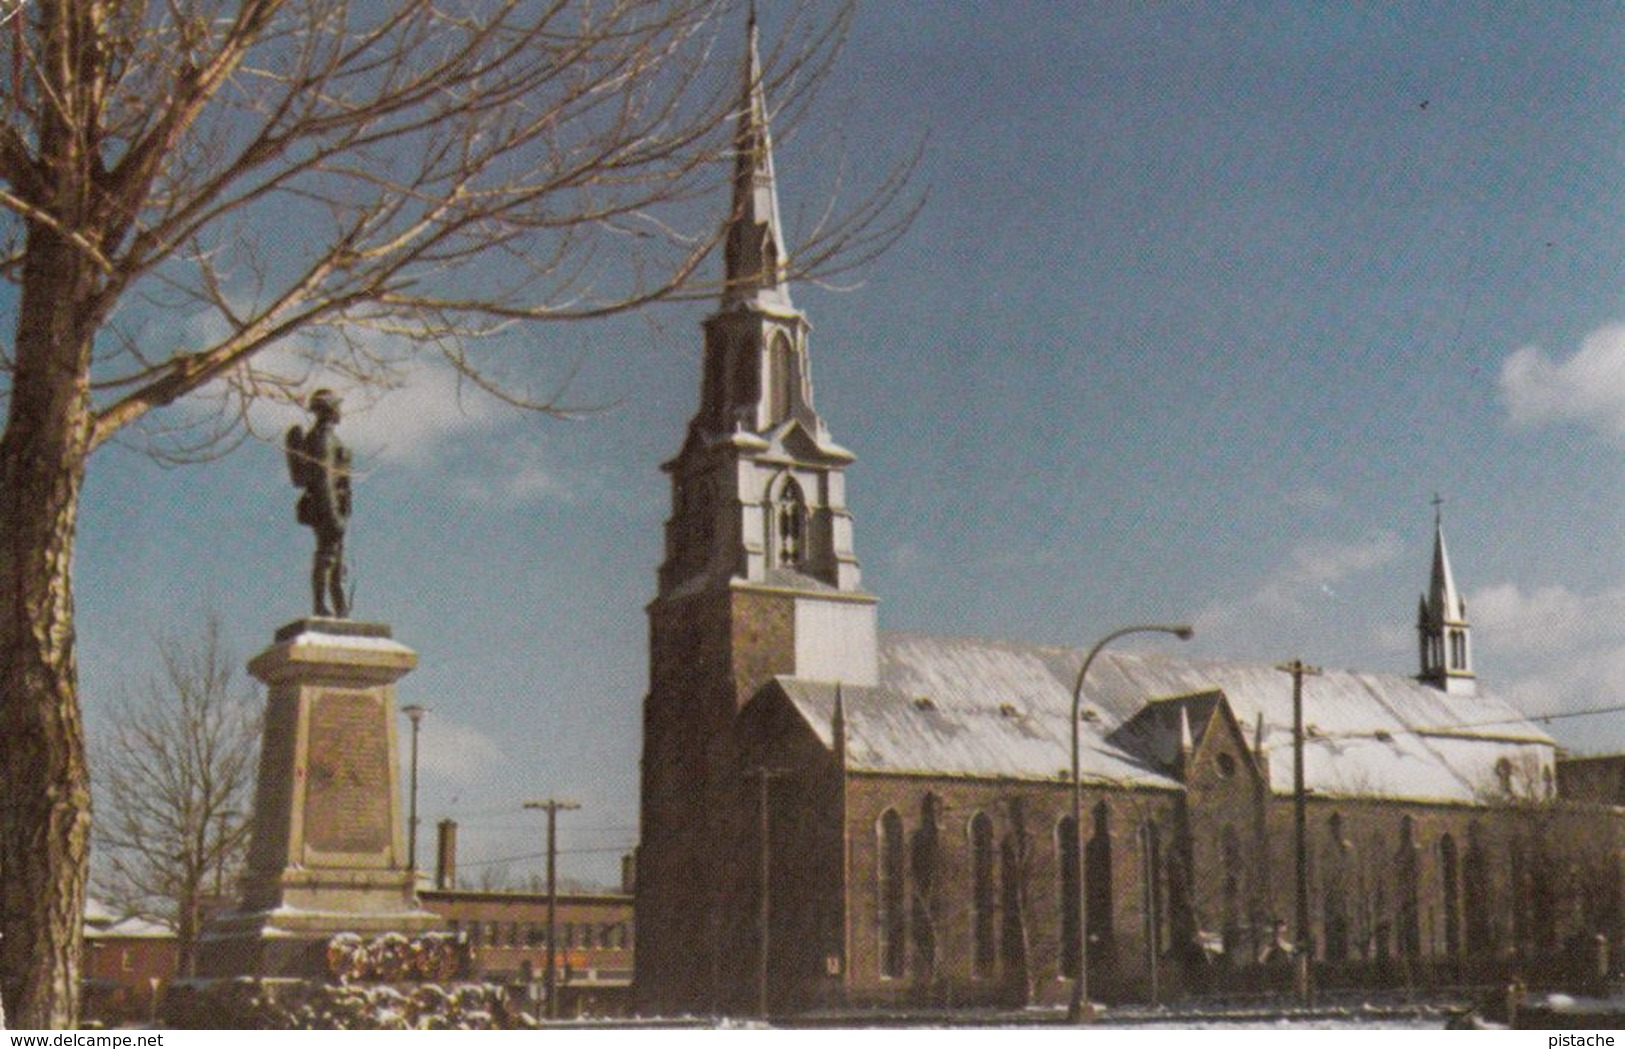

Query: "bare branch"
(91, 613), (261, 976)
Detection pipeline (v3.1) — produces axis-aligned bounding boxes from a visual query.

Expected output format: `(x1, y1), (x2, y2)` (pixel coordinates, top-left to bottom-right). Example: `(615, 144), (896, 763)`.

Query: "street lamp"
(400, 705), (428, 875)
(1070, 623), (1194, 1024)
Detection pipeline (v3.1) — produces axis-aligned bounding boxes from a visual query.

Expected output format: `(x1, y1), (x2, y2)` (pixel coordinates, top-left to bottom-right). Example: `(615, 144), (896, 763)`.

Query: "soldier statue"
(285, 389), (353, 618)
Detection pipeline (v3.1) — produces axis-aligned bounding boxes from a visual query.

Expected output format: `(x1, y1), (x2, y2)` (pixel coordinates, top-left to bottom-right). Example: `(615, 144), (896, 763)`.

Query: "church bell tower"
(1417, 505), (1475, 695)
(635, 15), (877, 1014)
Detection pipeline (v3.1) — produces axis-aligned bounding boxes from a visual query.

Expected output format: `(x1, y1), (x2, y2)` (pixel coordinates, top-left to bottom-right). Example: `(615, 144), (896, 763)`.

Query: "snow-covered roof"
(777, 678), (1179, 790)
(83, 899), (173, 939)
(764, 632), (1555, 806)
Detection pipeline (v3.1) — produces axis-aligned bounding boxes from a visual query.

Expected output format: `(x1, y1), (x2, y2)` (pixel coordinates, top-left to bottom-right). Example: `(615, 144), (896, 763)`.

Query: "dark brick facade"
(638, 585), (802, 1013)
(724, 687), (1625, 1011)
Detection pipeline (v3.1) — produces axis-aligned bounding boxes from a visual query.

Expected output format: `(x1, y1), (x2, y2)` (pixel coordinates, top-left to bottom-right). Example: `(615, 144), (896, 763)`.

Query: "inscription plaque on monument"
(305, 690), (392, 854)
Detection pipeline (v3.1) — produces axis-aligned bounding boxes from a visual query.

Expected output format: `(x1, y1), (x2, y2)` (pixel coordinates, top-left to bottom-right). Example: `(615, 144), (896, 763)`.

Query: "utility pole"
(401, 705), (428, 876)
(1276, 659), (1321, 1007)
(746, 766), (791, 1020)
(525, 798), (580, 1020)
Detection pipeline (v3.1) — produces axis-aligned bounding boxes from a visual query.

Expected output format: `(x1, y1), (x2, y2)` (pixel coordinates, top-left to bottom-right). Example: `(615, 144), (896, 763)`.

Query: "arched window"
(774, 476), (807, 570)
(1439, 833), (1461, 960)
(970, 812), (996, 978)
(1322, 813), (1351, 962)
(1000, 834), (1028, 981)
(1464, 821), (1493, 957)
(769, 333), (795, 422)
(1142, 821), (1165, 957)
(1397, 817), (1421, 958)
(1087, 801), (1113, 947)
(911, 795), (941, 975)
(1056, 815), (1080, 979)
(878, 809), (907, 978)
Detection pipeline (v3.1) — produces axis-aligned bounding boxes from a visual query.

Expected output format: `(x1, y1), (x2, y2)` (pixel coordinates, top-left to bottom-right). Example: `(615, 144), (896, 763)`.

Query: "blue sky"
(67, 4), (1625, 887)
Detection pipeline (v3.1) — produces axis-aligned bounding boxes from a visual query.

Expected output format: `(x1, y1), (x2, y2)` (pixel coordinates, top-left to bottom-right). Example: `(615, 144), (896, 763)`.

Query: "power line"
(455, 843), (635, 870)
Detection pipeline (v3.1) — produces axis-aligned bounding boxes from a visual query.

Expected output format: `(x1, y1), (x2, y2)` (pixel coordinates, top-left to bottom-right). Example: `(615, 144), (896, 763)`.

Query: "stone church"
(635, 24), (1624, 1016)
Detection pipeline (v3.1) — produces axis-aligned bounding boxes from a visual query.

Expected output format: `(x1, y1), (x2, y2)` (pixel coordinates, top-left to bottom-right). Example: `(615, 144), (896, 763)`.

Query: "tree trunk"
(0, 226), (100, 1030)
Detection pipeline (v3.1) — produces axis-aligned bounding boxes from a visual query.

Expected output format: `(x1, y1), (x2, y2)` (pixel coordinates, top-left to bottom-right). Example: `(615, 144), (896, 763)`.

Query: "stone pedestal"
(198, 619), (440, 978)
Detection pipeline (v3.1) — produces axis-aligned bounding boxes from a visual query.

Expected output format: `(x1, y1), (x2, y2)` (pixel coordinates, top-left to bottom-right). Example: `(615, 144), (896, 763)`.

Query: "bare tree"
(0, 0), (913, 1025)
(92, 614), (259, 978)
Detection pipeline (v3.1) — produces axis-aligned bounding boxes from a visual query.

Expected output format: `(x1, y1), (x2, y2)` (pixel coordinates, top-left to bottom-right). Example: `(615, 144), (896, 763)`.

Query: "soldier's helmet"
(309, 388), (343, 415)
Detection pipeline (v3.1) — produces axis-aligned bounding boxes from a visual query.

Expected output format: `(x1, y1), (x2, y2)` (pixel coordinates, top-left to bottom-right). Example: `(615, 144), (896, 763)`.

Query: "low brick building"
(414, 827), (635, 1016)
(83, 900), (178, 1025)
(416, 887), (634, 1016)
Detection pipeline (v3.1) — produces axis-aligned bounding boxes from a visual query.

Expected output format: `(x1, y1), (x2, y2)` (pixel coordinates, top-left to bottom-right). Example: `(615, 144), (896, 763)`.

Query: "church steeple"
(1417, 500), (1475, 695)
(637, 21), (878, 1010)
(655, 14), (865, 602)
(723, 10), (792, 313)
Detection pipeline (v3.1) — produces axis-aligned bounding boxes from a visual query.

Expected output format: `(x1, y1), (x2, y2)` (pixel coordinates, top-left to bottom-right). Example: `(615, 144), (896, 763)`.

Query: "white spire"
(722, 10), (793, 312)
(1425, 500), (1466, 626)
(1418, 499), (1475, 694)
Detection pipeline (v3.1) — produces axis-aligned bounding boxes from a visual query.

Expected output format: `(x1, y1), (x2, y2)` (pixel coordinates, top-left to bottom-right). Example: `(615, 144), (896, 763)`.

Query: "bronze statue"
(285, 389), (353, 618)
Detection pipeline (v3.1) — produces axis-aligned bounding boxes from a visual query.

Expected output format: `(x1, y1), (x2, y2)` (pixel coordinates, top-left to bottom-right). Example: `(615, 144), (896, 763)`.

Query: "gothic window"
(877, 808), (907, 978)
(911, 795), (941, 976)
(1142, 821), (1165, 956)
(1000, 834), (1027, 982)
(1440, 833), (1461, 961)
(1056, 815), (1080, 979)
(769, 332), (795, 422)
(1449, 630), (1467, 670)
(1464, 821), (1494, 957)
(774, 476), (808, 569)
(1396, 817), (1421, 958)
(970, 812), (996, 979)
(1323, 813), (1351, 962)
(1087, 801), (1114, 947)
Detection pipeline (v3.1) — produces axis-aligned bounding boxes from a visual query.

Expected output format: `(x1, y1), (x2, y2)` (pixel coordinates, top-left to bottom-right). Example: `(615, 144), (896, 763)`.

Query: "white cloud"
(1195, 532), (1402, 636)
(1469, 582), (1610, 654)
(245, 349), (507, 467)
(336, 365), (504, 466)
(443, 430), (604, 507)
(1500, 325), (1625, 441)
(407, 717), (511, 791)
(1465, 581), (1625, 750)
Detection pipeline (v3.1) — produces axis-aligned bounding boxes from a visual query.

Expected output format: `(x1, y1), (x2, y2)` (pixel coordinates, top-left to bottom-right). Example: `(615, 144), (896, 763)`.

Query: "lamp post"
(401, 705), (428, 875)
(1069, 623), (1194, 1024)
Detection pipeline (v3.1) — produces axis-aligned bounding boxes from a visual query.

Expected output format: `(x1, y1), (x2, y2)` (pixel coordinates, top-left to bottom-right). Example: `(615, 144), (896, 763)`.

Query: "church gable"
(761, 417), (855, 466)
(1110, 690), (1264, 792)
